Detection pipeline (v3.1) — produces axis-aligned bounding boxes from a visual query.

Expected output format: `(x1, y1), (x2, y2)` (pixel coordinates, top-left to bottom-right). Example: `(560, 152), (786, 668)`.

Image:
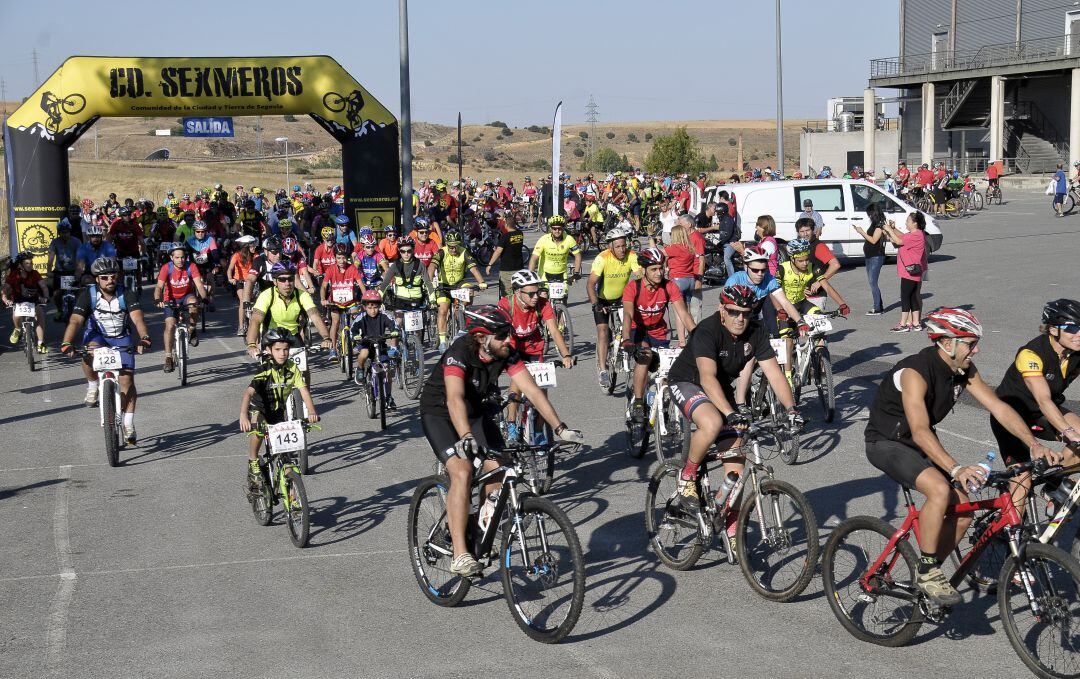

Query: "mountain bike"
(645, 420), (819, 602)
(1060, 182), (1080, 215)
(497, 362), (568, 494)
(247, 419), (319, 548)
(407, 445), (586, 643)
(541, 274), (574, 356)
(80, 346), (136, 467)
(337, 306), (361, 378)
(625, 347), (685, 463)
(166, 301), (192, 386)
(748, 356), (801, 465)
(789, 310), (843, 423)
(355, 333), (399, 431)
(56, 275), (79, 324)
(602, 305), (632, 396)
(12, 301), (44, 371)
(440, 284), (475, 342)
(821, 458), (1080, 678)
(121, 256), (142, 298)
(985, 181), (1003, 206)
(390, 302), (428, 399)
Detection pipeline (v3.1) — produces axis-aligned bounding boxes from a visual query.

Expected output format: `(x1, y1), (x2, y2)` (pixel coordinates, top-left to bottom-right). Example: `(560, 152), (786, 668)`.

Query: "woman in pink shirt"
(883, 211), (928, 332)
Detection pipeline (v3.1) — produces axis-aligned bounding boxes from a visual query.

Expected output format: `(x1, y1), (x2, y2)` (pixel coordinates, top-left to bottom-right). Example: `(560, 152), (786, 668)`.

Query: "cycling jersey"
(420, 334), (526, 419)
(174, 221), (195, 245)
(498, 295), (554, 357)
(186, 235), (218, 266)
(432, 247), (476, 286)
(73, 285), (141, 339)
(865, 345), (976, 446)
(237, 209), (264, 238)
(667, 312), (773, 386)
(76, 241), (117, 272)
(533, 233), (580, 278)
(108, 219), (143, 257)
(995, 334), (1078, 422)
(622, 278), (682, 341)
(252, 286), (317, 334)
(312, 243), (337, 275)
(776, 261), (817, 305)
(377, 237), (399, 262)
(5, 270), (43, 301)
(157, 262), (203, 302)
(229, 252), (254, 281)
(354, 251), (384, 287)
(151, 220), (177, 243)
(49, 237), (81, 273)
(380, 258), (432, 303)
(584, 203), (605, 224)
(323, 264), (362, 307)
(248, 361), (305, 422)
(590, 249), (640, 302)
(350, 312), (396, 346)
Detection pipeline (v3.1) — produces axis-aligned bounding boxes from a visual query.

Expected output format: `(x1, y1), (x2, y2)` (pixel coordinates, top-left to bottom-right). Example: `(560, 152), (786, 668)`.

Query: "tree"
(448, 154), (460, 163)
(645, 133), (653, 141)
(627, 133), (639, 143)
(573, 148), (585, 157)
(728, 137), (737, 146)
(708, 154), (719, 171)
(605, 131), (615, 139)
(644, 126), (707, 175)
(581, 147), (628, 172)
(487, 120), (507, 127)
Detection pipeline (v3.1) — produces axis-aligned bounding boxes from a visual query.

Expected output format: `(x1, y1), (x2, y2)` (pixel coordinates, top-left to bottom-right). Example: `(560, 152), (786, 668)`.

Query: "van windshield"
(851, 183), (905, 213)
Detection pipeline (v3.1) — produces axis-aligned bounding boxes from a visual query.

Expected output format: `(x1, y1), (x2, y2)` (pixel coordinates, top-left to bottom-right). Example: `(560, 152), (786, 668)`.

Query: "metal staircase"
(939, 79), (980, 128)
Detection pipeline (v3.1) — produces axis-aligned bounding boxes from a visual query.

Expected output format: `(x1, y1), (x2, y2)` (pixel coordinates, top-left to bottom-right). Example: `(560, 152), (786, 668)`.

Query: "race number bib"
(547, 281), (566, 299)
(92, 347), (122, 372)
(402, 310), (424, 331)
(267, 420), (305, 454)
(122, 257), (139, 271)
(770, 339), (789, 366)
(331, 287), (352, 304)
(60, 276), (76, 291)
(13, 302), (36, 317)
(804, 313), (833, 333)
(526, 361), (558, 388)
(450, 287), (472, 303)
(289, 347), (307, 372)
(655, 347), (682, 378)
(159, 242), (174, 252)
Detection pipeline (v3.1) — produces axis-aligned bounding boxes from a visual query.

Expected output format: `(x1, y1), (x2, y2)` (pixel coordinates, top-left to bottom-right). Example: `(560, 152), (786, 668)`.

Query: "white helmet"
(605, 225), (632, 242)
(510, 269), (543, 290)
(235, 235), (257, 246)
(742, 245), (770, 264)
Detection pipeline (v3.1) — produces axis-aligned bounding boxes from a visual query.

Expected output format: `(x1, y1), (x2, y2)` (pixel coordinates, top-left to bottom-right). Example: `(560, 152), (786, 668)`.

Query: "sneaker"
(865, 309), (884, 316)
(8, 327), (21, 344)
(235, 326), (245, 337)
(123, 425), (137, 444)
(727, 535), (739, 564)
(890, 325), (910, 333)
(387, 396), (398, 411)
(37, 343), (49, 354)
(671, 481), (703, 520)
(247, 461), (264, 497)
(84, 385), (99, 407)
(630, 400), (646, 424)
(450, 553), (483, 577)
(598, 370), (611, 389)
(910, 323), (924, 332)
(164, 355), (175, 373)
(327, 349), (338, 360)
(437, 340), (448, 353)
(188, 329), (199, 347)
(916, 566), (963, 606)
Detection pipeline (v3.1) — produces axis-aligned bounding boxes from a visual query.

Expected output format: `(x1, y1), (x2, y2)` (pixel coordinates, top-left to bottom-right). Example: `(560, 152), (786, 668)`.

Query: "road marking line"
(41, 356), (53, 403)
(936, 427), (995, 447)
(45, 465), (75, 678)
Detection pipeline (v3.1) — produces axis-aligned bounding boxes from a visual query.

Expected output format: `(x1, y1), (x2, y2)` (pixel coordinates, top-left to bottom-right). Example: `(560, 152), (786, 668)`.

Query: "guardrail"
(871, 33), (1078, 79)
(801, 118), (900, 133)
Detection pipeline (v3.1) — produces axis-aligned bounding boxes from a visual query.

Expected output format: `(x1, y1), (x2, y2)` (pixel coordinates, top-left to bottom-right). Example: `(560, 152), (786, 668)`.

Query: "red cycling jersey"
(323, 264), (362, 307)
(413, 239), (441, 269)
(622, 278), (683, 341)
(312, 243), (337, 275)
(157, 262), (202, 301)
(108, 219), (143, 257)
(498, 295), (554, 357)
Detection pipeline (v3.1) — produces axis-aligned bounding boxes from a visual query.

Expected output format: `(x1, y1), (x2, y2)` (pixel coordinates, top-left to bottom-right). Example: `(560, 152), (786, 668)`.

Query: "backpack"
(89, 284), (128, 313)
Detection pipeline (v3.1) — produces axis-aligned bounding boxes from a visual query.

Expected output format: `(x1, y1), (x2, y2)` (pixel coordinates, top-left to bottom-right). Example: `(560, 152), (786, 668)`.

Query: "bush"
(605, 131), (615, 139)
(727, 137), (737, 146)
(708, 154), (719, 171)
(578, 131), (588, 140)
(293, 164), (311, 175)
(645, 133), (653, 141)
(483, 151), (498, 162)
(423, 140), (434, 147)
(283, 114), (298, 122)
(487, 120), (507, 127)
(627, 133), (639, 143)
(582, 147), (630, 173)
(750, 154), (760, 161)
(502, 128), (513, 136)
(526, 125), (550, 134)
(472, 135), (482, 142)
(496, 135), (504, 141)
(311, 154), (343, 169)
(644, 126), (707, 175)
(573, 148), (585, 157)
(529, 158), (550, 170)
(448, 154), (460, 163)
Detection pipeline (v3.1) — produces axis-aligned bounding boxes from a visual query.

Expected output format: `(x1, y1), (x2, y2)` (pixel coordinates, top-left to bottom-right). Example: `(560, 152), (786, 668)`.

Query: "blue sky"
(0, 0), (898, 125)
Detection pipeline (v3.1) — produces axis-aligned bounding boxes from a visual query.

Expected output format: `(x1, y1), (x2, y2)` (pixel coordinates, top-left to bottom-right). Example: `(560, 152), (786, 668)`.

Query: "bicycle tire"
(624, 390), (649, 459)
(945, 197), (960, 216)
(813, 348), (836, 423)
(407, 475), (471, 606)
(605, 342), (619, 395)
(102, 380), (121, 467)
(971, 191), (984, 211)
(379, 375), (388, 431)
(500, 496), (585, 643)
(557, 303), (574, 355)
(997, 542), (1080, 678)
(735, 478), (819, 602)
(61, 93), (86, 115)
(995, 188), (1003, 205)
(24, 325), (35, 372)
(766, 383), (800, 464)
(645, 461), (705, 570)
(250, 468), (273, 527)
(1064, 193), (1076, 216)
(322, 92), (346, 112)
(821, 516), (924, 646)
(283, 469), (310, 548)
(177, 331), (188, 386)
(404, 332), (426, 399)
(653, 386), (686, 464)
(365, 375), (377, 419)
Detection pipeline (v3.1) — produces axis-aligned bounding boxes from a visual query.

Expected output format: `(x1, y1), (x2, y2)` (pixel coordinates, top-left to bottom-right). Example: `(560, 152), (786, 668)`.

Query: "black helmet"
(91, 257), (120, 276)
(1043, 299), (1080, 328)
(243, 199), (256, 210)
(263, 235), (283, 252)
(118, 206), (132, 216)
(13, 251), (34, 265)
(463, 305), (512, 336)
(262, 327), (297, 347)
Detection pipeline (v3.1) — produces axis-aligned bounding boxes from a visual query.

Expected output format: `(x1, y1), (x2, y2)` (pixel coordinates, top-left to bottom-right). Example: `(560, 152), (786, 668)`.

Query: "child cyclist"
(239, 328), (319, 494)
(351, 289), (400, 410)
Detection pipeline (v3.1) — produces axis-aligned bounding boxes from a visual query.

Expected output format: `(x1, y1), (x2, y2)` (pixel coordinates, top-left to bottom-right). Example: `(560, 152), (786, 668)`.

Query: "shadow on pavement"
(0, 476), (65, 501)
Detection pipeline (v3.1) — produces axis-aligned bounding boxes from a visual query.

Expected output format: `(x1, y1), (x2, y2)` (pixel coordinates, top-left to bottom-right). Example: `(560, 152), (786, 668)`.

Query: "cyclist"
(411, 218), (442, 269)
(312, 226), (338, 279)
(3, 252), (49, 352)
(74, 224), (117, 284)
(333, 214), (357, 249)
(185, 221), (220, 309)
(246, 261), (332, 359)
(582, 194), (606, 249)
(350, 289), (399, 410)
(377, 225), (400, 265)
(528, 215), (582, 295)
(47, 219), (82, 318)
(775, 238), (849, 375)
(665, 284), (800, 549)
(864, 307), (1057, 606)
(149, 206), (177, 245)
(155, 244), (208, 371)
(60, 257), (151, 440)
(244, 236), (290, 301)
(379, 236), (434, 319)
(588, 226), (641, 390)
(227, 235), (258, 336)
(418, 305), (583, 576)
(174, 210), (198, 245)
(237, 200), (265, 239)
(497, 269), (575, 440)
(622, 248), (696, 423)
(353, 233), (386, 293)
(430, 231), (487, 352)
(321, 243), (362, 360)
(239, 327), (319, 496)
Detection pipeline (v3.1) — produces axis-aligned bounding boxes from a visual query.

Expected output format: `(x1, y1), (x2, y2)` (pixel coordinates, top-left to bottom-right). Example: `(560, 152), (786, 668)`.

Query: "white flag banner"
(552, 101), (563, 216)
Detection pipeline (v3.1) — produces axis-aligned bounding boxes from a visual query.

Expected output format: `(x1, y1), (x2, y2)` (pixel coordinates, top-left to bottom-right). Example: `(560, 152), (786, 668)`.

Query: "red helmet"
(637, 247), (666, 268)
(333, 243), (351, 256)
(464, 305), (512, 336)
(720, 284), (757, 309)
(923, 307), (983, 341)
(361, 289), (382, 304)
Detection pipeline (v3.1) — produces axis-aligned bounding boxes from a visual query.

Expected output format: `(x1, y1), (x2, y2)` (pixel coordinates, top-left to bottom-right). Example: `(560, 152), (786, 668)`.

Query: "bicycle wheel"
(379, 375), (388, 431)
(407, 475), (471, 606)
(945, 197), (960, 217)
(736, 478), (819, 602)
(177, 332), (188, 386)
(322, 91), (346, 112)
(645, 461), (705, 570)
(61, 93), (86, 115)
(653, 386), (686, 464)
(624, 390), (649, 459)
(23, 326), (35, 372)
(821, 516), (924, 646)
(403, 332), (426, 399)
(500, 496), (585, 643)
(998, 542), (1080, 679)
(605, 341), (619, 395)
(1065, 194), (1077, 216)
(282, 469), (310, 548)
(765, 383), (800, 464)
(365, 375), (377, 419)
(102, 380), (121, 467)
(971, 191), (984, 211)
(812, 348), (835, 423)
(947, 507), (1008, 593)
(995, 187), (1004, 205)
(556, 303), (574, 355)
(250, 464), (273, 527)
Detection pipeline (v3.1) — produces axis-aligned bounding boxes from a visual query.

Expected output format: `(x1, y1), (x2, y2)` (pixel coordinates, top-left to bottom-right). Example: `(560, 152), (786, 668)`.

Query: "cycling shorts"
(592, 299), (622, 325)
(163, 295), (198, 318)
(247, 406), (286, 433)
(422, 413), (504, 464)
(435, 282), (468, 305)
(669, 381), (735, 421)
(82, 328), (135, 370)
(865, 438), (937, 490)
(990, 410), (1070, 466)
(778, 299), (819, 338)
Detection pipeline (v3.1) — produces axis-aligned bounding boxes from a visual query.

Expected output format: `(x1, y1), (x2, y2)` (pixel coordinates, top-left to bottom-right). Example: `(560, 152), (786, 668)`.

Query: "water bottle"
(478, 489), (501, 534)
(713, 471), (740, 509)
(967, 451), (996, 495)
(646, 389), (655, 410)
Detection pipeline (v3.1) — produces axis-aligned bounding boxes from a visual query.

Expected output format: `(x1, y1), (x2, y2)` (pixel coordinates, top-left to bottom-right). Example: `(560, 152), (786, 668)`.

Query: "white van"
(700, 179), (943, 258)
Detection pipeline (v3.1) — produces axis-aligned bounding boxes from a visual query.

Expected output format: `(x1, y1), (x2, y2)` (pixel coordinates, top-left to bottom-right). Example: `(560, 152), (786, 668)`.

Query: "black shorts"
(422, 413), (505, 463)
(779, 298), (819, 337)
(593, 299), (621, 325)
(669, 381), (735, 420)
(990, 409), (1069, 465)
(866, 438), (937, 489)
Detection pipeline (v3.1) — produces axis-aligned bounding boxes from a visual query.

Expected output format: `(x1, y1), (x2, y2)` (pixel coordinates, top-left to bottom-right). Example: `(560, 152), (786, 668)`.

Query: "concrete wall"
(799, 130), (899, 175)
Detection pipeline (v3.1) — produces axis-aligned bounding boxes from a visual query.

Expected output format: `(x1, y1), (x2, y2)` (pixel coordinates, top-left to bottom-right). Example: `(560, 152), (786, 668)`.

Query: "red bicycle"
(822, 458), (1080, 678)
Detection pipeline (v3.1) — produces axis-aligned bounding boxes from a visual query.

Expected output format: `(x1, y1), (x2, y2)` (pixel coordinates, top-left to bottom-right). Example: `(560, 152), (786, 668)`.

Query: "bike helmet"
(511, 269), (543, 289)
(742, 245), (769, 264)
(269, 260), (297, 277)
(786, 238), (811, 257)
(13, 251), (34, 265)
(605, 225), (632, 242)
(182, 193), (191, 200)
(444, 232), (463, 246)
(80, 198), (94, 210)
(262, 327), (296, 347)
(923, 308), (983, 341)
(193, 221), (208, 232)
(464, 305), (512, 336)
(168, 243), (187, 255)
(719, 284), (757, 309)
(1042, 299), (1080, 328)
(117, 206), (132, 216)
(85, 224), (104, 237)
(169, 199), (180, 208)
(155, 206), (168, 217)
(332, 243), (350, 256)
(252, 187), (262, 195)
(315, 226), (332, 241)
(91, 257), (120, 276)
(361, 289), (382, 304)
(637, 247), (666, 268)
(235, 235), (257, 247)
(414, 216), (429, 229)
(548, 215), (567, 227)
(358, 234), (376, 247)
(334, 214), (350, 226)
(243, 199), (256, 210)
(278, 218), (294, 230)
(398, 236), (415, 249)
(263, 236), (283, 252)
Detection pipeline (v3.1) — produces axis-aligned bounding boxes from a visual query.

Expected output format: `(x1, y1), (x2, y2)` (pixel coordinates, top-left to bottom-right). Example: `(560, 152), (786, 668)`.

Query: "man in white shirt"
(799, 198), (824, 238)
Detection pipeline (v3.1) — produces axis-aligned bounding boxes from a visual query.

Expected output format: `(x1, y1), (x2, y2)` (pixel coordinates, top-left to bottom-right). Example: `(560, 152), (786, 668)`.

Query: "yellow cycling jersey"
(584, 203), (605, 224)
(1015, 348), (1070, 379)
(534, 233), (580, 277)
(590, 249), (640, 301)
(253, 287), (318, 334)
(777, 260), (817, 304)
(432, 247), (475, 286)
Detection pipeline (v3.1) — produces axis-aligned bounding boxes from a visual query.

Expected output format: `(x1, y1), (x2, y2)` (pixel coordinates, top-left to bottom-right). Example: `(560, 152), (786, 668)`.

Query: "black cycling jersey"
(350, 312), (396, 346)
(248, 255), (279, 294)
(666, 312), (774, 386)
(865, 345), (977, 445)
(995, 334), (1078, 422)
(419, 334), (526, 419)
(248, 360), (305, 423)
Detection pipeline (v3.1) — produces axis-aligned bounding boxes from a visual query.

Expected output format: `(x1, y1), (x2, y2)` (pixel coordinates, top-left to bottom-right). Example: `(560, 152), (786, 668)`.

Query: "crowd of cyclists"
(3, 167), (1078, 669)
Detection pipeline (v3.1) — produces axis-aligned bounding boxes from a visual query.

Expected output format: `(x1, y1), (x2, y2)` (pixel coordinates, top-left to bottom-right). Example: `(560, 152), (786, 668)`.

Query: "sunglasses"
(747, 266), (767, 274)
(723, 307), (753, 318)
(275, 277), (294, 283)
(493, 328), (511, 341)
(417, 229), (430, 233)
(955, 338), (979, 349)
(399, 248), (414, 254)
(1058, 324), (1080, 335)
(97, 274), (118, 280)
(266, 249), (282, 255)
(519, 290), (540, 298)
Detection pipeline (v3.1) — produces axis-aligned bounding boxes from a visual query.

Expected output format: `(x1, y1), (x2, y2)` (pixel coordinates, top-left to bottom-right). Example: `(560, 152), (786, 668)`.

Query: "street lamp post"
(275, 137), (290, 190)
(775, 0), (785, 173)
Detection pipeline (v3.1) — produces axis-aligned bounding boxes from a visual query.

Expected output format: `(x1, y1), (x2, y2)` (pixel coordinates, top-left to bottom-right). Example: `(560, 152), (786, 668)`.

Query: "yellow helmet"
(252, 187), (262, 194)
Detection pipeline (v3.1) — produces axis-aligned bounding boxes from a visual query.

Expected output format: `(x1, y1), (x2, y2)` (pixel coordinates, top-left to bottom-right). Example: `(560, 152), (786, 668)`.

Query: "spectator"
(799, 198), (824, 238)
(1053, 163), (1068, 218)
(486, 212), (525, 296)
(853, 202), (887, 316)
(882, 211), (928, 332)
(665, 224), (702, 321)
(657, 197), (679, 245)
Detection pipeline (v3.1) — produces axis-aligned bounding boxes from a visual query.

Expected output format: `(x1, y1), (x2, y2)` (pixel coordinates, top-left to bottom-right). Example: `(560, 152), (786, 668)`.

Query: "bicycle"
(247, 419), (319, 548)
(354, 333), (399, 431)
(79, 346), (136, 467)
(407, 445), (586, 643)
(12, 301), (44, 371)
(985, 180), (1003, 206)
(821, 458), (1080, 678)
(625, 347), (685, 463)
(392, 303), (428, 399)
(165, 301), (192, 386)
(497, 362), (566, 493)
(645, 420), (819, 601)
(1060, 182), (1080, 215)
(121, 256), (142, 298)
(787, 309), (844, 423)
(602, 305), (632, 396)
(56, 275), (79, 324)
(438, 284), (475, 342)
(541, 274), (575, 356)
(42, 92), (86, 134)
(747, 358), (802, 465)
(337, 306), (361, 378)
